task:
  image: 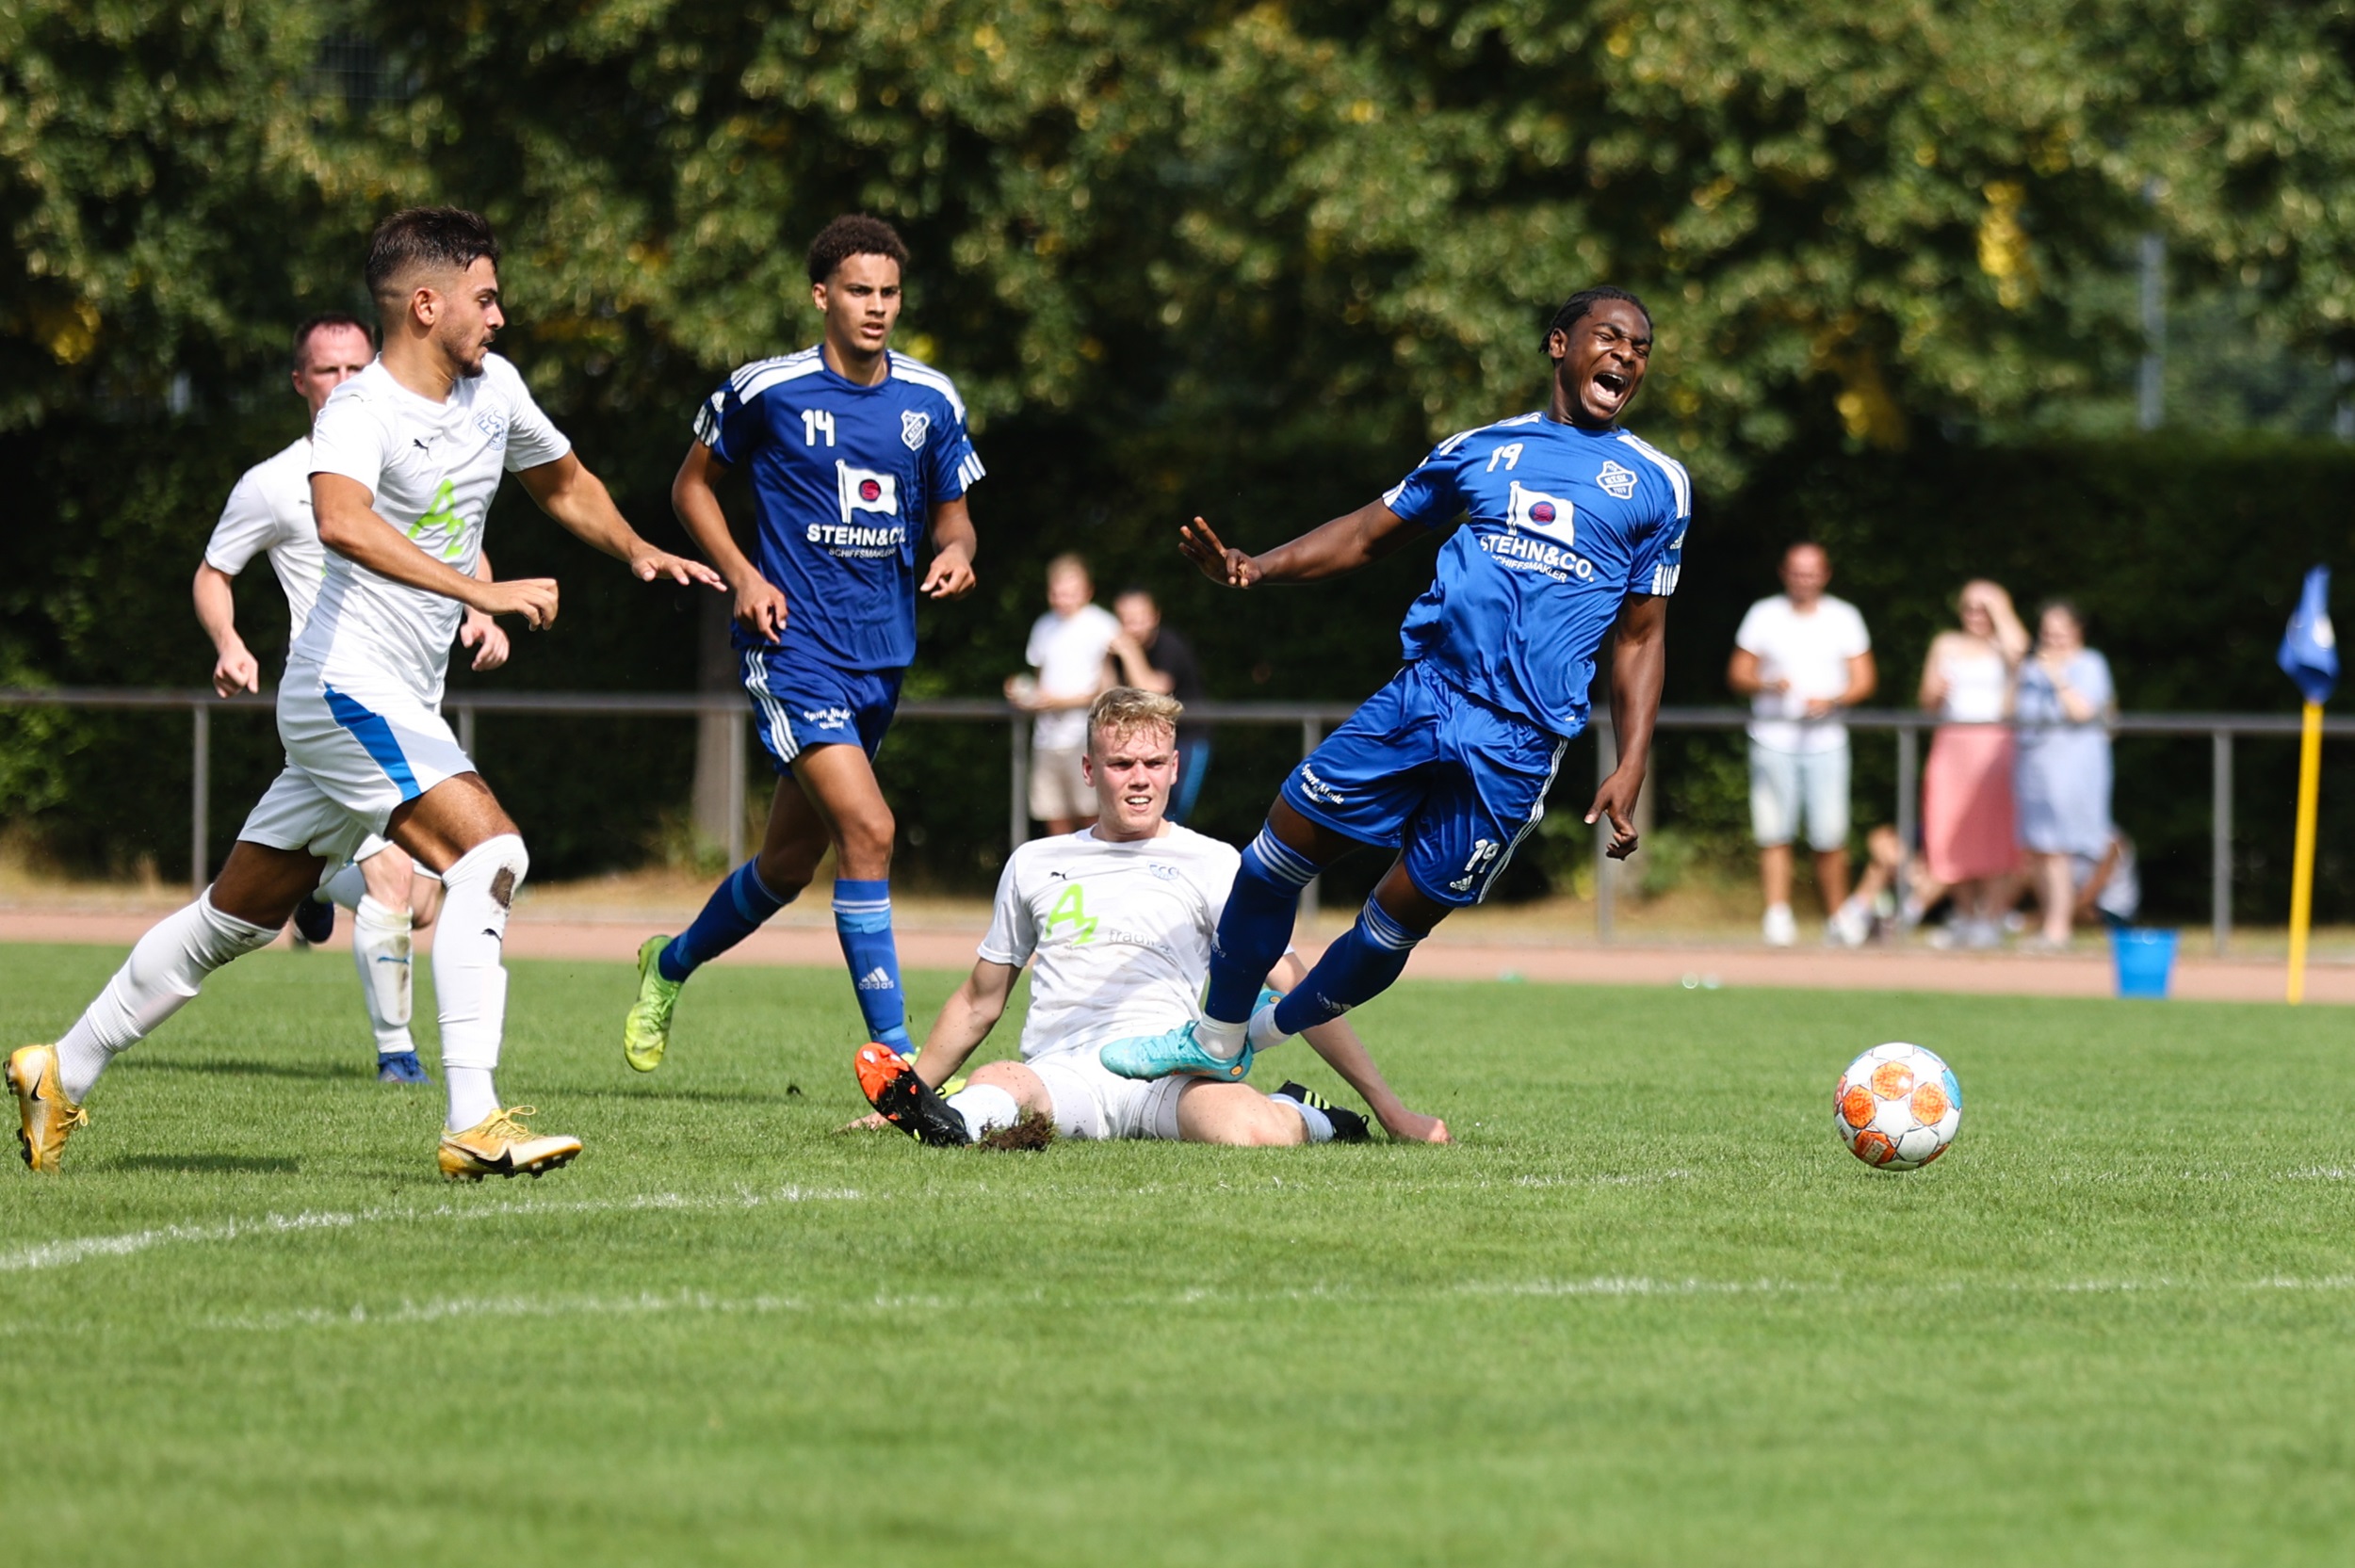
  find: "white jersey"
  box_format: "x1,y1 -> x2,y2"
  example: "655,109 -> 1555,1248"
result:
980,825 -> 1254,1061
294,353 -> 569,703
203,437 -> 328,645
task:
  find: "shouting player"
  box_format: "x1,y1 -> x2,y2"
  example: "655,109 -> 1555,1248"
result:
8,206 -> 721,1177
623,216 -> 981,1071
196,310 -> 512,1085
853,688 -> 1448,1148
1102,285 -> 1687,1082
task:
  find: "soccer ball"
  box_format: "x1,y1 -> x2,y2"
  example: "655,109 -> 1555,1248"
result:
1834,1043 -> 1961,1171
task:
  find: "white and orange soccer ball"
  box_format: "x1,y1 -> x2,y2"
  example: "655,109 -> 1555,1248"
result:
1834,1043 -> 1962,1171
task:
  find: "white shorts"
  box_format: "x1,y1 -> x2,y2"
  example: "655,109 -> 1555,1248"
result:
1030,747 -> 1092,823
1748,740 -> 1850,852
1026,1053 -> 1190,1141
240,683 -> 475,864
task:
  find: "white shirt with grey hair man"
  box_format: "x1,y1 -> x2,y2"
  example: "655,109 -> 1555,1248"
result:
1728,542 -> 1876,947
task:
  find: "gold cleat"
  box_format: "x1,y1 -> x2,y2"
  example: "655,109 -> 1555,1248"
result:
7,1043 -> 89,1174
436,1107 -> 582,1182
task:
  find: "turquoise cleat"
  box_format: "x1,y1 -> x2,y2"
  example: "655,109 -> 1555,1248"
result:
1099,1020 -> 1255,1083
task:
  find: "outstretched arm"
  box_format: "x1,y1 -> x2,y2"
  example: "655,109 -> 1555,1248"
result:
516,451 -> 723,590
672,441 -> 785,643
314,473 -> 561,627
1271,954 -> 1450,1142
1584,592 -> 1667,860
914,959 -> 1021,1089
457,551 -> 512,671
920,496 -> 977,600
193,564 -> 259,697
1178,499 -> 1426,590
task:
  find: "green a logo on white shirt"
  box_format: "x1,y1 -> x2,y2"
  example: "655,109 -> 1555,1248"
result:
1044,882 -> 1096,944
407,479 -> 470,561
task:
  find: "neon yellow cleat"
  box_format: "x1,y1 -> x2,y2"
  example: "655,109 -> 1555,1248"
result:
623,934 -> 683,1074
7,1043 -> 88,1174
436,1107 -> 581,1182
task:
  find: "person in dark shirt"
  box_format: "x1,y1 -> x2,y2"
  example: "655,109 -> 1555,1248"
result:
1109,587 -> 1212,822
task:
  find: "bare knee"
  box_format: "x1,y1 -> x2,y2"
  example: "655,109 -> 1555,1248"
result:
834,802 -> 895,881
968,1060 -> 1054,1119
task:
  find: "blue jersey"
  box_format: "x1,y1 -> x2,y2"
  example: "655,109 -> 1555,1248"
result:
694,346 -> 983,671
1380,412 -> 1690,737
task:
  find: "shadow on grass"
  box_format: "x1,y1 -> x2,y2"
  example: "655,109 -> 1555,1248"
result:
112,1058 -> 359,1082
108,1153 -> 301,1174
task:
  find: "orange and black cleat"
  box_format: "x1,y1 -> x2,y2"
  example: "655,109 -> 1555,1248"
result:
853,1044 -> 971,1147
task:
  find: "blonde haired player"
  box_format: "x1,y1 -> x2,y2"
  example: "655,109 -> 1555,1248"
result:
8,206 -> 722,1177
855,688 -> 1449,1147
195,310 -> 514,1084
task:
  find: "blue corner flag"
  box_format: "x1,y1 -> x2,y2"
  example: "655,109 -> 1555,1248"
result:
2280,565 -> 2339,705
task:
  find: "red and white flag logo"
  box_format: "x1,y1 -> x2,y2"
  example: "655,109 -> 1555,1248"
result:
836,461 -> 900,523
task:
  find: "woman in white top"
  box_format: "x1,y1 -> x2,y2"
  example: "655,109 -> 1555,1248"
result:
1910,579 -> 2028,945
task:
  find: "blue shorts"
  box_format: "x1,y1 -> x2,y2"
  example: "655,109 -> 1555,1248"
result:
739,647 -> 902,772
1280,661 -> 1569,907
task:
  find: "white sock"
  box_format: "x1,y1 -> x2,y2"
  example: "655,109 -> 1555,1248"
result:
1195,1014 -> 1248,1061
351,895 -> 414,1054
433,834 -> 528,1129
55,891 -> 276,1102
317,861 -> 367,912
1245,1001 -> 1291,1052
445,1066 -> 499,1130
1267,1092 -> 1335,1143
945,1082 -> 1021,1140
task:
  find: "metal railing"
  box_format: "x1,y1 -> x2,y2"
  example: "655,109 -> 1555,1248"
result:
1,687 -> 2339,952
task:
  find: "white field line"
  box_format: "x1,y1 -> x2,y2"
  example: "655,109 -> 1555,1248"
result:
186,1272 -> 2355,1336
0,1185 -> 862,1275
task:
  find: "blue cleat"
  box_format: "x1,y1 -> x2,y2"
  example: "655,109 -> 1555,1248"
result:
292,895 -> 335,946
376,1051 -> 429,1085
1099,1021 -> 1254,1083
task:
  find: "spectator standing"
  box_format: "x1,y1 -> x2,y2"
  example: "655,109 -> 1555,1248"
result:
1009,554 -> 1120,835
1910,579 -> 2028,946
1728,542 -> 1876,946
1108,587 -> 1213,823
2013,599 -> 2117,949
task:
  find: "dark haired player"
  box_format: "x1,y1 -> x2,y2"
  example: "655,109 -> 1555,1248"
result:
195,310 -> 513,1086
623,216 -> 981,1072
1102,286 -> 1688,1081
8,206 -> 720,1177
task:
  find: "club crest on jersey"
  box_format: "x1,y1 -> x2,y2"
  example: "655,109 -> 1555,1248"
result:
900,411 -> 931,451
474,409 -> 507,442
1506,479 -> 1577,545
1596,459 -> 1638,500
835,460 -> 900,523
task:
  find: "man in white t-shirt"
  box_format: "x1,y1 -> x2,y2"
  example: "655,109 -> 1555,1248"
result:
1727,542 -> 1876,946
856,688 -> 1449,1148
1006,553 -> 1120,835
194,311 -> 514,1085
8,206 -> 722,1179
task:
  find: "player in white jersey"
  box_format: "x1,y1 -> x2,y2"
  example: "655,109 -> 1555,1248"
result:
8,206 -> 722,1178
194,310 -> 513,1084
854,688 -> 1449,1148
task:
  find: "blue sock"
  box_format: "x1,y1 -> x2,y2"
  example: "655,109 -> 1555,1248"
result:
1203,826 -> 1322,1024
832,879 -> 911,1054
1273,899 -> 1421,1036
660,860 -> 791,982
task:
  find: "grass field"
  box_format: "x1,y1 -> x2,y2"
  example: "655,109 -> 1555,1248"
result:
3,943 -> 2353,1565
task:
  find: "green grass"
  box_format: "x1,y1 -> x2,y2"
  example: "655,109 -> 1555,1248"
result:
4,943 -> 2354,1565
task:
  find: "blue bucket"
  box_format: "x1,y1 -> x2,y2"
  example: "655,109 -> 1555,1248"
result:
2110,928 -> 2177,999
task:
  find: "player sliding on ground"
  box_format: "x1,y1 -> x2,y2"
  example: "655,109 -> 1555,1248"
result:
1101,285 -> 1688,1085
624,216 -> 981,1072
7,206 -> 722,1177
196,309 -> 514,1085
854,688 -> 1450,1148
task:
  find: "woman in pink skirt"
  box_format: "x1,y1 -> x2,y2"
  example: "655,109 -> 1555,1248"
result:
1908,580 -> 2028,946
